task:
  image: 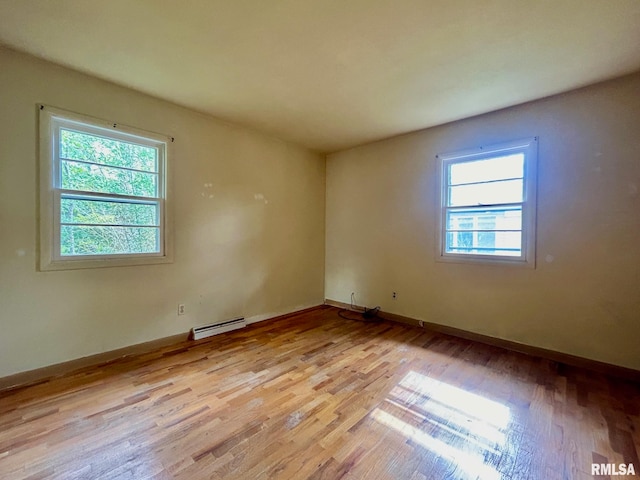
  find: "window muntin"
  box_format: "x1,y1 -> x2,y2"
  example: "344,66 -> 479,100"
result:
40,106 -> 172,270
438,138 -> 537,265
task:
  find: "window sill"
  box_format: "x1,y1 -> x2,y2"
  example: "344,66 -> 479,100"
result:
39,254 -> 173,271
436,253 -> 535,268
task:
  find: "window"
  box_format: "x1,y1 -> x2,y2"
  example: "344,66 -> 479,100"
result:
39,106 -> 173,270
437,137 -> 537,266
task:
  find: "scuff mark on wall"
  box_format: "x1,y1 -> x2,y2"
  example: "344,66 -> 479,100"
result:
201,182 -> 214,200
254,193 -> 269,205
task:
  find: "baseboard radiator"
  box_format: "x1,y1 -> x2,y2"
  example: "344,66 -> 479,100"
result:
191,317 -> 246,340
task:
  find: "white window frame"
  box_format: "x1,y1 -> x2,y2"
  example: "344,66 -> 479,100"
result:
436,137 -> 538,267
39,105 -> 174,271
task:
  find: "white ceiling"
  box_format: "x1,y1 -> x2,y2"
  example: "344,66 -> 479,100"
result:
1,1 -> 639,153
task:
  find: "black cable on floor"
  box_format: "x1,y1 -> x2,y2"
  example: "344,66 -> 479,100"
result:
337,307 -> 382,323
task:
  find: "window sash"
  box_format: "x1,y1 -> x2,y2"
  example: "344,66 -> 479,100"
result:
50,117 -> 166,260
52,190 -> 165,260
444,204 -> 525,258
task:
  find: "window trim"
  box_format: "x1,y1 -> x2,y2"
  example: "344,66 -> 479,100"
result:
436,137 -> 538,267
39,105 -> 174,271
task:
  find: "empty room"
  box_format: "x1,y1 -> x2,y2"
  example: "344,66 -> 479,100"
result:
0,1 -> 639,479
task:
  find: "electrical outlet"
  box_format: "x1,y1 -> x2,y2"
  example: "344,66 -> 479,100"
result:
178,304 -> 185,315
392,292 -> 397,299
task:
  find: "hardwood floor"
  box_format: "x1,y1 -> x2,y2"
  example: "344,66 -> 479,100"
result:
0,306 -> 638,479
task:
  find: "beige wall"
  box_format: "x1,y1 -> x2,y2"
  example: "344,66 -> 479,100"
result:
0,47 -> 325,378
2,44 -> 638,379
326,72 -> 640,370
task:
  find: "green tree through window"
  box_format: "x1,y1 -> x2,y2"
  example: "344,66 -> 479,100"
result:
39,106 -> 171,270
58,129 -> 160,256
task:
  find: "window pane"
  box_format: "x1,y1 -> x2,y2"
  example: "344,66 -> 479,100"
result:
448,179 -> 523,206
477,231 -> 496,249
61,197 -> 158,226
60,225 -> 160,256
447,207 -> 522,231
60,129 -> 157,172
61,159 -> 157,197
448,154 -> 523,185
445,231 -> 522,257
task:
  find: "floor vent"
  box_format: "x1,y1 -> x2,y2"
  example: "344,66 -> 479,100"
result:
191,317 -> 246,340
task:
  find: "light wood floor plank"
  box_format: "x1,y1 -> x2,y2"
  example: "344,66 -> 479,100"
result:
0,306 -> 638,479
